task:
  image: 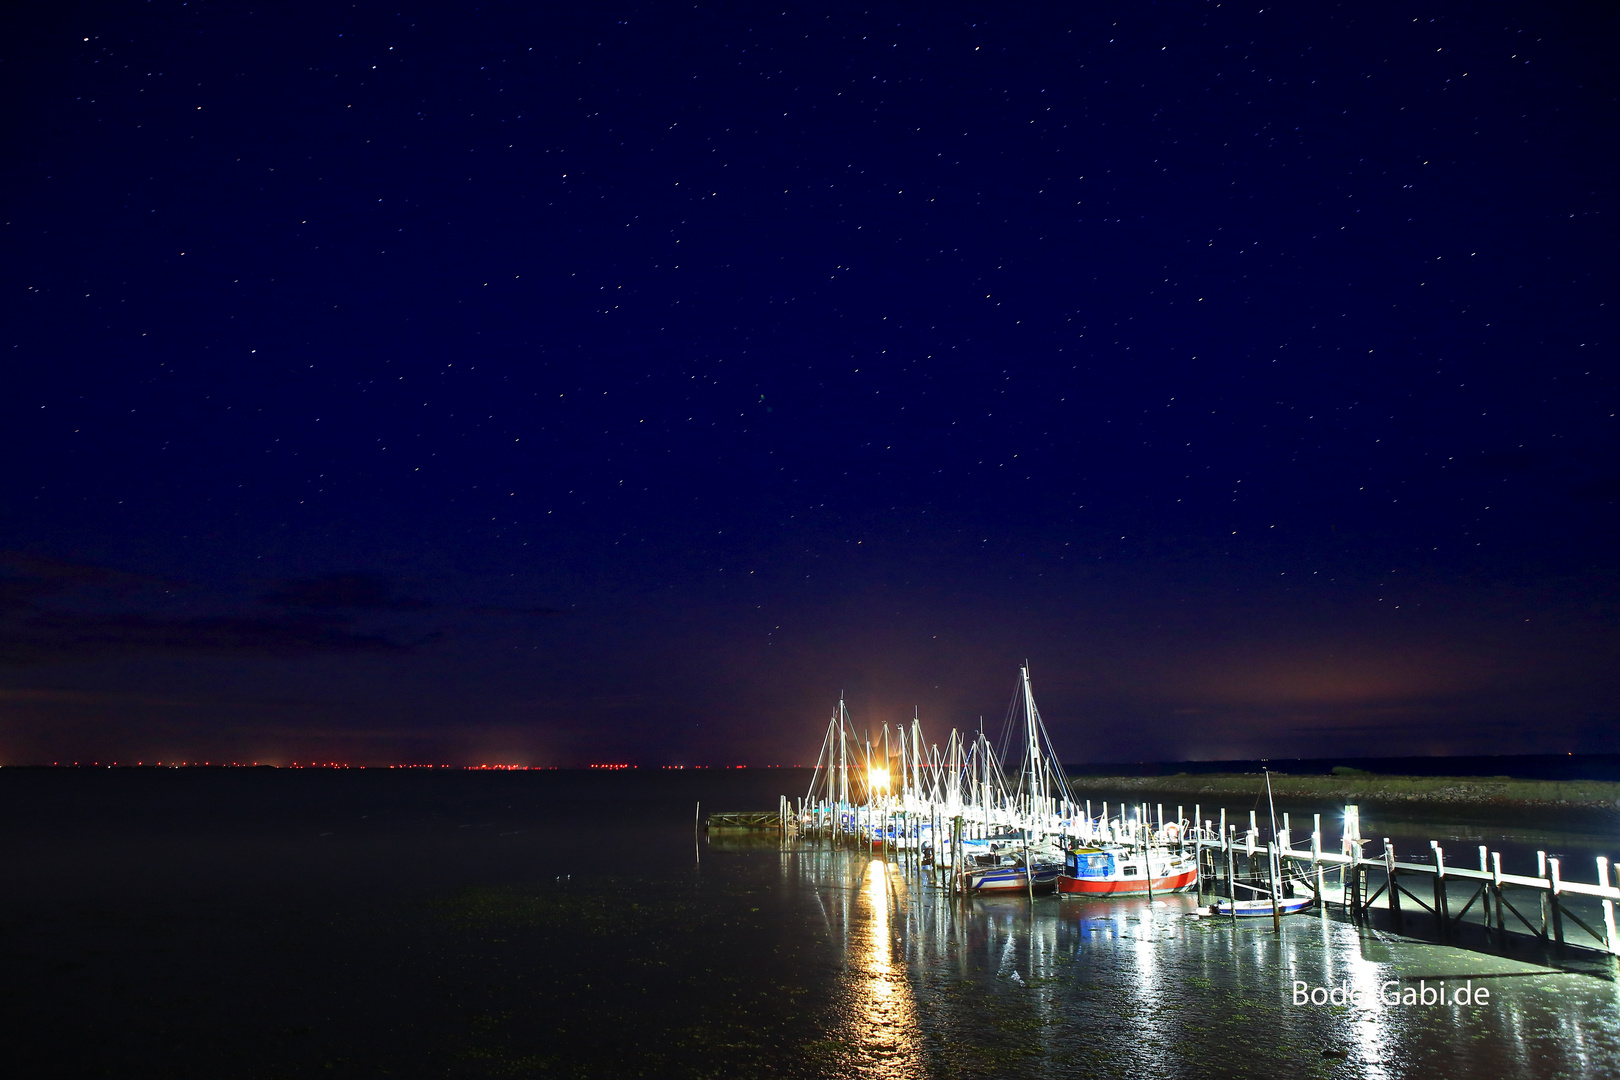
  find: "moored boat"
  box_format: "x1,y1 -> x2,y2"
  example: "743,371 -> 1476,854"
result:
960,855 -> 1064,893
1211,892 -> 1313,917
1057,846 -> 1199,896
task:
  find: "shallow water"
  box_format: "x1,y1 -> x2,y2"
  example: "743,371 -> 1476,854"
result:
1,768 -> 1616,1078
784,845 -> 1620,1079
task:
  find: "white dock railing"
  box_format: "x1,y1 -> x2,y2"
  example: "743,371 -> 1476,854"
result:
1181,803 -> 1620,956
789,795 -> 1620,956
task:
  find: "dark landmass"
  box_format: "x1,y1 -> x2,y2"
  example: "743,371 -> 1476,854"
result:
1063,754 -> 1620,784
1063,771 -> 1620,815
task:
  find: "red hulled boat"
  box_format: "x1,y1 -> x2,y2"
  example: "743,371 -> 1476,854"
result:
1057,846 -> 1199,896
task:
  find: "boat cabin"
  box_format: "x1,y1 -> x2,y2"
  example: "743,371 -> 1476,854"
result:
1065,847 -> 1117,878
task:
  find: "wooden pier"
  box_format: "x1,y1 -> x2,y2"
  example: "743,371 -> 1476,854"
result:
1179,802 -> 1620,956
779,791 -> 1620,959
706,810 -> 785,830
780,673 -> 1620,959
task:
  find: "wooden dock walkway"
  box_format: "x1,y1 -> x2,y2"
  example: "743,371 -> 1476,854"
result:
1183,803 -> 1620,956
778,791 -> 1620,959
706,810 -> 784,830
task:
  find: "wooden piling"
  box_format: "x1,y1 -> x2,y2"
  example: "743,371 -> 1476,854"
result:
1432,842 -> 1449,938
1225,826 -> 1238,924
1538,851 -> 1550,939
1024,819 -> 1034,903
1598,857 -> 1619,955
1550,858 -> 1566,947
1345,805 -> 1361,917
1384,841 -> 1401,925
1491,851 -> 1506,938
1269,842 -> 1280,931
954,816 -> 964,899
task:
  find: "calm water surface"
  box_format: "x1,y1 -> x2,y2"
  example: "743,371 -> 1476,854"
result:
1,769 -> 1616,1078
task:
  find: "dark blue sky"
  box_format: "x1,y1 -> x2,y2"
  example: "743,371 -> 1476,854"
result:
3,1 -> 1616,766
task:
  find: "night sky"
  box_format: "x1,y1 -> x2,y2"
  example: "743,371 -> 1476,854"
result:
3,2 -> 1616,767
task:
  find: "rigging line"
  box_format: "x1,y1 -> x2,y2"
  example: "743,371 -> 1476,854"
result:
995,674 -> 1021,775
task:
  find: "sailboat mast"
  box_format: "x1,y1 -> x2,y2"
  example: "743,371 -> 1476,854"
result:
1265,768 -> 1282,929
838,699 -> 847,809
882,723 -> 890,808
1022,664 -> 1043,820
865,736 -> 873,806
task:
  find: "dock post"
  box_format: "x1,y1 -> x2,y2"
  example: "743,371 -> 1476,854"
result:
1344,805 -> 1361,918
1145,835 -> 1156,904
1386,841 -> 1401,925
932,807 -> 940,885
1225,826 -> 1238,923
1432,843 -> 1449,939
945,815 -> 954,897
1024,817 -> 1035,903
1598,857 -> 1619,956
1308,818 -> 1320,902
1269,841 -> 1281,931
1538,851 -> 1550,938
1479,846 -> 1491,930
1492,852 -> 1506,938
1550,858 -> 1566,947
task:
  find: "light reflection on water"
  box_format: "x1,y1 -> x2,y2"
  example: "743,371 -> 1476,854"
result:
787,845 -> 1620,1079
805,854 -> 928,1078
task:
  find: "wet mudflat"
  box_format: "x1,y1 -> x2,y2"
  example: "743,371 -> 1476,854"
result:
1,769 -> 1616,1078
796,847 -> 1620,1079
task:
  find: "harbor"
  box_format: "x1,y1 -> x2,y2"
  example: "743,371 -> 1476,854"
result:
703,672 -> 1620,1074
4,760 -> 1619,1077
765,667 -> 1620,957
772,843 -> 1620,1078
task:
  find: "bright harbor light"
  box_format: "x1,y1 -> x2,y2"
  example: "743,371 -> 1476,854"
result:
868,764 -> 889,792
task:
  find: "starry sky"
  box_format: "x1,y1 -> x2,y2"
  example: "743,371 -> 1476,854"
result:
2,1 -> 1616,767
